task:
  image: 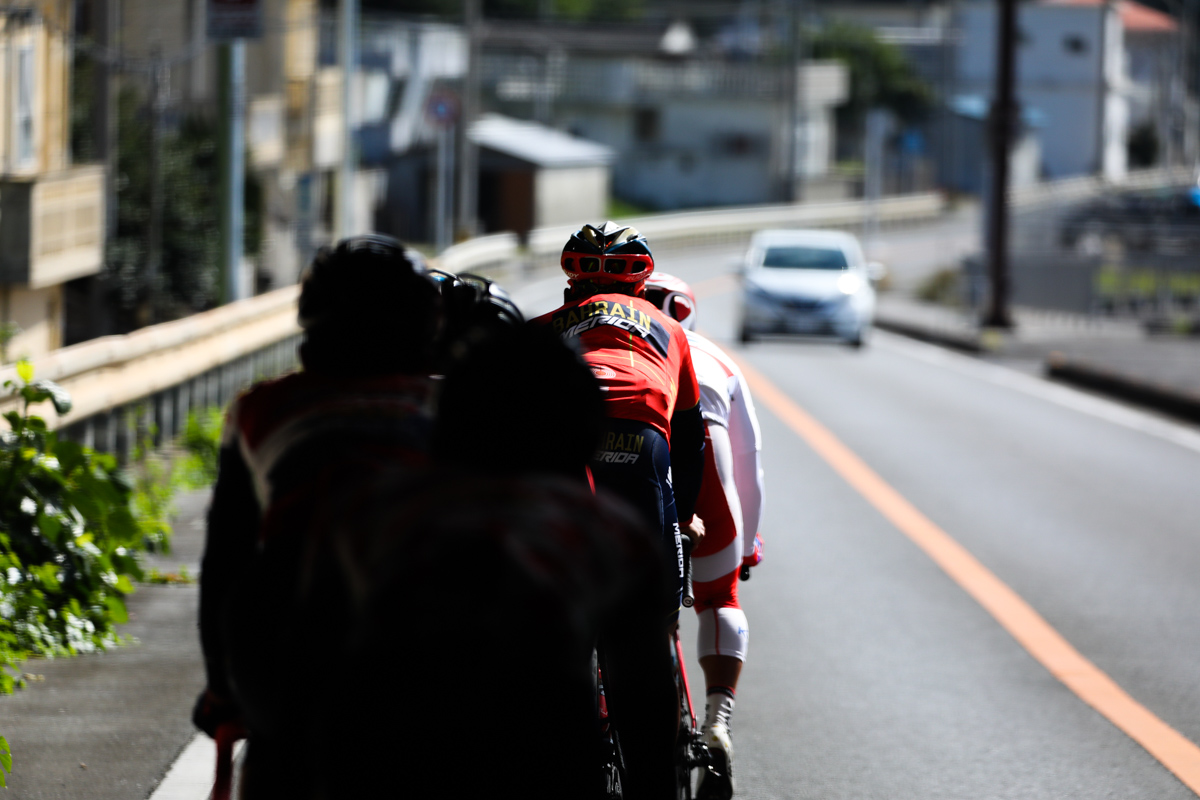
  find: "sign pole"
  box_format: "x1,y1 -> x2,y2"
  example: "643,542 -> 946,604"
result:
218,41 -> 246,304
210,0 -> 260,305
337,0 -> 359,239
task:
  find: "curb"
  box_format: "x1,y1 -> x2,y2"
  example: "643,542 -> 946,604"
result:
874,317 -> 984,354
1045,353 -> 1200,424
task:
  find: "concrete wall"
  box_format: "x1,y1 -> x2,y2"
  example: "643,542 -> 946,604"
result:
535,166 -> 609,229
2,284 -> 62,361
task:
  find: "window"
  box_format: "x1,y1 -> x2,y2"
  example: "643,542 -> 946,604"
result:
761,246 -> 848,270
634,107 -> 659,143
1063,35 -> 1088,55
15,44 -> 35,167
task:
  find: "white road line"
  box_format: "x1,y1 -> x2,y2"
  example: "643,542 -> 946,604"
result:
148,734 -> 244,800
875,329 -> 1200,457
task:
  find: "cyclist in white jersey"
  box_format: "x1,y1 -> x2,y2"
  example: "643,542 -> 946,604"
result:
645,273 -> 765,800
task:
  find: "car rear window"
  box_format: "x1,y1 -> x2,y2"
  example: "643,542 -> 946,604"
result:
761,246 -> 848,270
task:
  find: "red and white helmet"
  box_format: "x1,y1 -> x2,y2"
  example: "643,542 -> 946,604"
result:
644,272 -> 697,331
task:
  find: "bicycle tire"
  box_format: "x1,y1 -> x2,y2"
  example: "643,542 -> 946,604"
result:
675,731 -> 694,800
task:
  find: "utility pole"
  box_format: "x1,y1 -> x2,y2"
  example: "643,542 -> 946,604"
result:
337,0 -> 359,239
794,0 -> 807,203
146,52 -> 168,323
218,41 -> 246,304
457,0 -> 481,239
779,0 -> 798,203
95,0 -> 119,239
983,0 -> 1017,329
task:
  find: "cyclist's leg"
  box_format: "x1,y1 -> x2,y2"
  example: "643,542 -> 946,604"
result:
691,424 -> 748,799
591,419 -> 681,799
692,424 -> 750,693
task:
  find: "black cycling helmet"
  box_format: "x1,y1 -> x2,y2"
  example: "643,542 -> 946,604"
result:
427,270 -> 524,334
426,269 -> 525,369
561,221 -> 655,286
298,234 -> 442,374
298,234 -> 435,330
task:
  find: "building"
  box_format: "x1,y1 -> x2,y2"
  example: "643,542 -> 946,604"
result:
471,114 -> 613,237
1048,0 -> 1189,166
102,0 -> 343,295
480,20 -> 849,211
957,1 -> 1131,181
0,2 -> 105,361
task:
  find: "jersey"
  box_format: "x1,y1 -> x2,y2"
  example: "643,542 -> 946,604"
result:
688,331 -> 764,555
532,292 -> 701,440
200,370 -> 435,703
688,332 -> 765,662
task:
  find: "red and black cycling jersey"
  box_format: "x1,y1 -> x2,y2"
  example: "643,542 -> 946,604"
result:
532,292 -> 701,441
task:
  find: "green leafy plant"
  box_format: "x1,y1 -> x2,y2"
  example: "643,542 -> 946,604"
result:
0,362 -> 162,776
175,408 -> 223,489
0,361 -> 144,659
145,566 -> 195,586
0,735 -> 10,788
130,425 -> 175,555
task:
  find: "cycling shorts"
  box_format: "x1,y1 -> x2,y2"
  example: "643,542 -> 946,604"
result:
589,418 -> 685,615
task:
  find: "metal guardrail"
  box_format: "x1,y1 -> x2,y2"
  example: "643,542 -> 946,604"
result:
526,193 -> 945,259
5,192 -> 943,452
2,287 -> 301,455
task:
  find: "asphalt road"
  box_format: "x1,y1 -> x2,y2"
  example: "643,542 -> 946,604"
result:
514,244 -> 1200,799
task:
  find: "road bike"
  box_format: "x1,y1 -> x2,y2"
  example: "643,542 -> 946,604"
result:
673,536 -> 718,799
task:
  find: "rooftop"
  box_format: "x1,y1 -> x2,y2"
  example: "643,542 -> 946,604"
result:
1042,0 -> 1178,33
468,114 -> 616,168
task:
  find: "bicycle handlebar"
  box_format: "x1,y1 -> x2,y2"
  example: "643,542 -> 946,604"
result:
681,535 -> 695,608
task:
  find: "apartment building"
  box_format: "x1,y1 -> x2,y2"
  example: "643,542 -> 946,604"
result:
0,1 -> 105,360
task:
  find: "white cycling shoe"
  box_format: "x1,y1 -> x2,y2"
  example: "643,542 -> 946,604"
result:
697,722 -> 735,800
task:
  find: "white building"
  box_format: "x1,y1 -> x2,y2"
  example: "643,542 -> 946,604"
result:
469,114 -> 614,237
957,1 -> 1130,181
481,20 -> 849,210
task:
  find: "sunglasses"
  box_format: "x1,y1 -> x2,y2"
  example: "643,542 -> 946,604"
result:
562,254 -> 652,276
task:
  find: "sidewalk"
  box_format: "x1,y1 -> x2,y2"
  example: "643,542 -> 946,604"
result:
875,294 -> 1200,423
0,490 -> 210,800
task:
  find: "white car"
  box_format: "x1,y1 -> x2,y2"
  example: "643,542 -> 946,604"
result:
738,229 -> 883,347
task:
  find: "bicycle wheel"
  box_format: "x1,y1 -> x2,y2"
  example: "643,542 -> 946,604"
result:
675,729 -> 694,800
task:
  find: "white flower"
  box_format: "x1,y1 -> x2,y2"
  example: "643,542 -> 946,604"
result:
19,497 -> 37,515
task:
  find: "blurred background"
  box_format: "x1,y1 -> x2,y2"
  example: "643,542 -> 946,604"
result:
1,0 -> 1196,364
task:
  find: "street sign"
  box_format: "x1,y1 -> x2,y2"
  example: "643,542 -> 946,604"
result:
426,92 -> 459,128
208,0 -> 263,40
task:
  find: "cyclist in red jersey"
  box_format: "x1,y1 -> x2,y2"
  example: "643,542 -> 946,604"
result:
531,221 -> 706,800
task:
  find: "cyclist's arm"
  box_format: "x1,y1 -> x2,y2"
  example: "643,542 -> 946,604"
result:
199,436 -> 261,701
670,329 -> 705,523
670,402 -> 704,523
727,369 -> 765,557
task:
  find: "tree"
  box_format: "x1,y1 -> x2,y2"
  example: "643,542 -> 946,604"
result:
809,21 -> 934,130
104,87 -> 260,331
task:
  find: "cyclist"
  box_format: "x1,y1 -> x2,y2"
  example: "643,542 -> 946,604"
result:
531,221 -> 706,800
193,235 -> 448,797
318,324 -> 669,799
645,273 -> 766,800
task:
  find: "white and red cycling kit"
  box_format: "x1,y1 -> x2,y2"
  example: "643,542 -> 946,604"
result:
687,331 -> 765,662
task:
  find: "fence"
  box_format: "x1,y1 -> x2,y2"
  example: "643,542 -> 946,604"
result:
998,167 -> 1200,319
4,192 -> 948,454
0,287 -> 302,459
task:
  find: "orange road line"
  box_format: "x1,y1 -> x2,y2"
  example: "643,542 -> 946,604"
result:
731,353 -> 1200,796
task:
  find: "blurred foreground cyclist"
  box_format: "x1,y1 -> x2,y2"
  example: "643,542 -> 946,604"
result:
645,273 -> 766,800
532,222 -> 706,799
193,235 -> 450,797
317,324 -> 671,798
